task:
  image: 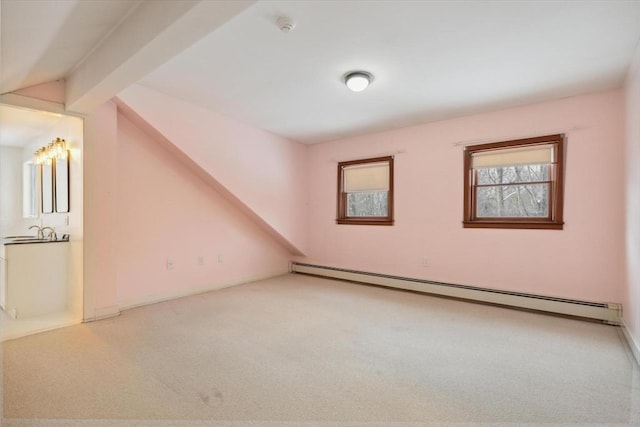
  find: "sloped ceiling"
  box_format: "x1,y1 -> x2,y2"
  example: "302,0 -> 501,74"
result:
0,0 -> 138,94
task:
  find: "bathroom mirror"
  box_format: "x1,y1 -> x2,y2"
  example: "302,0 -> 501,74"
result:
41,163 -> 53,214
22,161 -> 37,218
54,157 -> 69,213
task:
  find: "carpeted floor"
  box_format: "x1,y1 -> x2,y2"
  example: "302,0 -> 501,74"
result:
2,274 -> 639,426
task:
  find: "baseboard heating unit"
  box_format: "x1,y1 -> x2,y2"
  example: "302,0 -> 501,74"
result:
290,262 -> 622,325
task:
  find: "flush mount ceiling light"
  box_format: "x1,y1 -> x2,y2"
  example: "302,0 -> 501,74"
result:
344,71 -> 373,92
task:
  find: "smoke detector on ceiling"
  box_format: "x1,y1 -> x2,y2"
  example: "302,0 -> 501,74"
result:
276,16 -> 295,33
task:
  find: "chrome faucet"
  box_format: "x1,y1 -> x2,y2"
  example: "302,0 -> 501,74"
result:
28,225 -> 44,239
41,227 -> 57,241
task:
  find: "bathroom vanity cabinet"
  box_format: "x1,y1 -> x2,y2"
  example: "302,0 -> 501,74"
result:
0,240 -> 69,319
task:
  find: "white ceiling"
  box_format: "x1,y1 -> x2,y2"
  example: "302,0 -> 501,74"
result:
0,0 -> 138,94
2,0 -> 640,144
0,0 -> 137,148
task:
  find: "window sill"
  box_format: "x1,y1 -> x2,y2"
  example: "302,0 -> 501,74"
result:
337,218 -> 394,226
463,220 -> 563,230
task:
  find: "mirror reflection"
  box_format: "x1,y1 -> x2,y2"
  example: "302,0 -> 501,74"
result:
41,163 -> 53,214
33,138 -> 70,214
22,161 -> 37,218
55,157 -> 69,213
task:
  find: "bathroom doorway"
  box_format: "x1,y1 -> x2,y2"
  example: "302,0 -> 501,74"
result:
0,103 -> 83,341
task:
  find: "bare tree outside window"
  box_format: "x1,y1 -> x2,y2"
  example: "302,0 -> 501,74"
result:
476,164 -> 549,217
347,192 -> 388,217
463,134 -> 565,230
337,156 -> 394,225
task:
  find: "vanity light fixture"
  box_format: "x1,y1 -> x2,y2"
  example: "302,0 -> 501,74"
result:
34,137 -> 68,165
344,71 -> 373,92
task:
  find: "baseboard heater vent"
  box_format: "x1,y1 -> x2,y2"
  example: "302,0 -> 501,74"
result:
290,262 -> 621,325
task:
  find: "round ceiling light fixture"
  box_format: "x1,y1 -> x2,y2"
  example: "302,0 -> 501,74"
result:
344,71 -> 373,92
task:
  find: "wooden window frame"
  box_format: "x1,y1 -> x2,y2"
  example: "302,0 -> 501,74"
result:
463,134 -> 565,230
337,156 -> 394,226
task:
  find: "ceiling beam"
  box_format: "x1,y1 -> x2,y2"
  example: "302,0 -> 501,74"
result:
65,0 -> 254,114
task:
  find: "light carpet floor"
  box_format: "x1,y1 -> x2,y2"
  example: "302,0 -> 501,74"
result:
2,273 -> 639,426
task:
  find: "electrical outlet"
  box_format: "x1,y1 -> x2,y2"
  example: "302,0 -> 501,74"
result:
422,256 -> 428,267
217,254 -> 224,263
167,259 -> 174,270
197,256 -> 204,266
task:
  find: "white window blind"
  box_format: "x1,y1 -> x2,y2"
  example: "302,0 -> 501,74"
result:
471,144 -> 554,168
343,162 -> 389,193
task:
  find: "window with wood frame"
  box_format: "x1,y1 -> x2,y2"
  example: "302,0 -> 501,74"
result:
463,134 -> 565,229
337,156 -> 394,225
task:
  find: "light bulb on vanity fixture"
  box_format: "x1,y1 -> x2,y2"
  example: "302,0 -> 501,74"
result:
34,137 -> 68,165
344,71 -> 373,92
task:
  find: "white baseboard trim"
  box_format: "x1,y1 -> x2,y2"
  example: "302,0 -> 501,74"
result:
621,319 -> 640,367
118,283 -> 238,312
291,262 -> 622,325
83,305 -> 120,322
117,271 -> 287,312
1,316 -> 81,342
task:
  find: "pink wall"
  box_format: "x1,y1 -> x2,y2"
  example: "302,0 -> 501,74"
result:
13,80 -> 66,104
83,101 -> 119,320
624,44 -> 640,353
299,90 -> 626,304
11,77 -> 633,338
83,89 -> 300,316
116,84 -> 309,255
115,112 -> 291,307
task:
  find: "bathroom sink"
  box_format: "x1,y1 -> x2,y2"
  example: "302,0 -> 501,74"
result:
3,237 -> 47,244
2,234 -> 69,245
3,234 -> 69,244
